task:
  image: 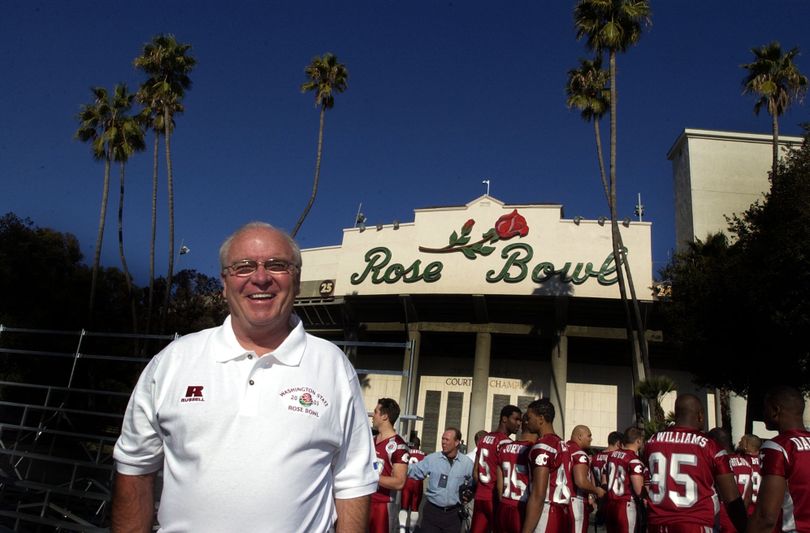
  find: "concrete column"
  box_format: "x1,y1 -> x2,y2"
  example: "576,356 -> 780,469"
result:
550,334 -> 568,437
399,328 -> 421,438
804,397 -> 810,430
714,389 -> 724,431
468,332 -> 492,437
729,392 -> 747,444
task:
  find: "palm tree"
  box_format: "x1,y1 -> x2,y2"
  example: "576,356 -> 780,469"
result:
635,376 -> 675,437
566,56 -> 611,202
574,0 -> 652,386
135,86 -> 182,335
742,42 -> 808,178
291,53 -> 348,238
109,85 -> 146,332
75,87 -> 116,321
134,34 -> 196,332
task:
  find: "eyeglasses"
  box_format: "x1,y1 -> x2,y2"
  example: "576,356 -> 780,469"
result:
222,259 -> 299,277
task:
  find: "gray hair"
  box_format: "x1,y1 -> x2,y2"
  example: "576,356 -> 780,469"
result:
219,222 -> 302,270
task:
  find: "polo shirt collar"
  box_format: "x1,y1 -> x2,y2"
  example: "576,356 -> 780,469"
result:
214,315 -> 307,366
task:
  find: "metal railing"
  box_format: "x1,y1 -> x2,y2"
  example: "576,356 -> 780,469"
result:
0,325 -> 413,531
0,326 -> 176,531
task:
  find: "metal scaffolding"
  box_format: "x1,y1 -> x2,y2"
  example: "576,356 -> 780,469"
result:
0,324 -> 412,531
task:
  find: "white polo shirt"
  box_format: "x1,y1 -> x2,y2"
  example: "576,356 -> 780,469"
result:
114,315 -> 377,533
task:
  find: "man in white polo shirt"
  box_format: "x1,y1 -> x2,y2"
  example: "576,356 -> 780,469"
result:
111,222 -> 377,533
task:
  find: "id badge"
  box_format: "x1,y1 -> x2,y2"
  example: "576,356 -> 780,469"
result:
438,473 -> 448,488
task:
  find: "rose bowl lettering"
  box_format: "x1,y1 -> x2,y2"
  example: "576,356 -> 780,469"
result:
350,244 -> 621,286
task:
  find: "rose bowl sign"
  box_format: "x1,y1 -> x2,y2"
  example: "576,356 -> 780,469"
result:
350,209 -> 624,288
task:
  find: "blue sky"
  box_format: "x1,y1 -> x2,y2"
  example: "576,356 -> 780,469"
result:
2,1 -> 809,284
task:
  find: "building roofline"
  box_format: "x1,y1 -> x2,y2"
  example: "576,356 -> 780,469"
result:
666,128 -> 804,160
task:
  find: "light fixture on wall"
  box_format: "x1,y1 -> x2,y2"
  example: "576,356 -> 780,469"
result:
358,222 -> 366,232
393,220 -> 400,230
376,224 -> 383,231
622,218 -> 631,227
573,216 -> 583,225
597,216 -> 607,226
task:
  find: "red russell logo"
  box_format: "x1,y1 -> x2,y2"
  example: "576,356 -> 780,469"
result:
180,385 -> 205,402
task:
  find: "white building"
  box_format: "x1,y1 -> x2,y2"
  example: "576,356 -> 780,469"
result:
668,128 -> 802,250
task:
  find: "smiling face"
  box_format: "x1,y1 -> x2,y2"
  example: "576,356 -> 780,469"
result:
221,227 -> 300,350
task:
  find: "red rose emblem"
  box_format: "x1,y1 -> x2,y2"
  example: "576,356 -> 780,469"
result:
494,210 -> 529,240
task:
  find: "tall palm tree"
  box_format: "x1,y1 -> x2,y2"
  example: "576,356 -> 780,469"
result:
292,53 -> 348,238
134,34 -> 196,331
574,0 -> 652,385
742,42 -> 808,178
566,56 -> 611,202
109,84 -> 146,332
75,87 -> 116,321
135,87 -> 181,335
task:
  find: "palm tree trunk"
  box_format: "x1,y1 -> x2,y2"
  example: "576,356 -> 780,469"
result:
616,231 -> 651,379
594,118 -> 609,203
88,156 -> 111,324
291,106 -> 326,238
146,132 -> 159,335
772,113 -> 779,179
161,107 -> 174,333
609,50 -> 647,423
117,163 -> 138,333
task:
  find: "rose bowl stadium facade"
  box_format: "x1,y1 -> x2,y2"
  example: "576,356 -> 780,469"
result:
293,194 -> 709,451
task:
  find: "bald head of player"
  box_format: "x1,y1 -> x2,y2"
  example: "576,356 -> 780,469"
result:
674,393 -> 706,429
570,425 -> 594,450
737,434 -> 761,455
763,385 -> 806,432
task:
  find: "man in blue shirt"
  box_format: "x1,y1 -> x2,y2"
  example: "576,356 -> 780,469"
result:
408,427 -> 475,532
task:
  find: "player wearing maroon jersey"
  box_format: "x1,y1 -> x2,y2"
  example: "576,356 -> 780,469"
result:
568,425 -> 606,533
472,404 -> 522,533
737,434 -> 762,516
496,414 -> 539,533
603,427 -> 645,533
370,398 -> 410,533
709,427 -> 753,533
644,394 -> 746,533
522,398 -> 571,533
748,385 -> 810,533
399,437 -> 426,533
592,431 -> 623,529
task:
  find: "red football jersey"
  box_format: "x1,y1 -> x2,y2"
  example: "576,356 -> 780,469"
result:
605,449 -> 644,503
497,439 -> 534,505
474,431 -> 512,500
592,450 -> 610,486
401,447 -> 426,511
760,429 -> 810,532
644,426 -> 732,528
372,434 -> 410,502
528,433 -> 572,505
717,453 -> 753,532
567,440 -> 592,500
744,452 -> 761,515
